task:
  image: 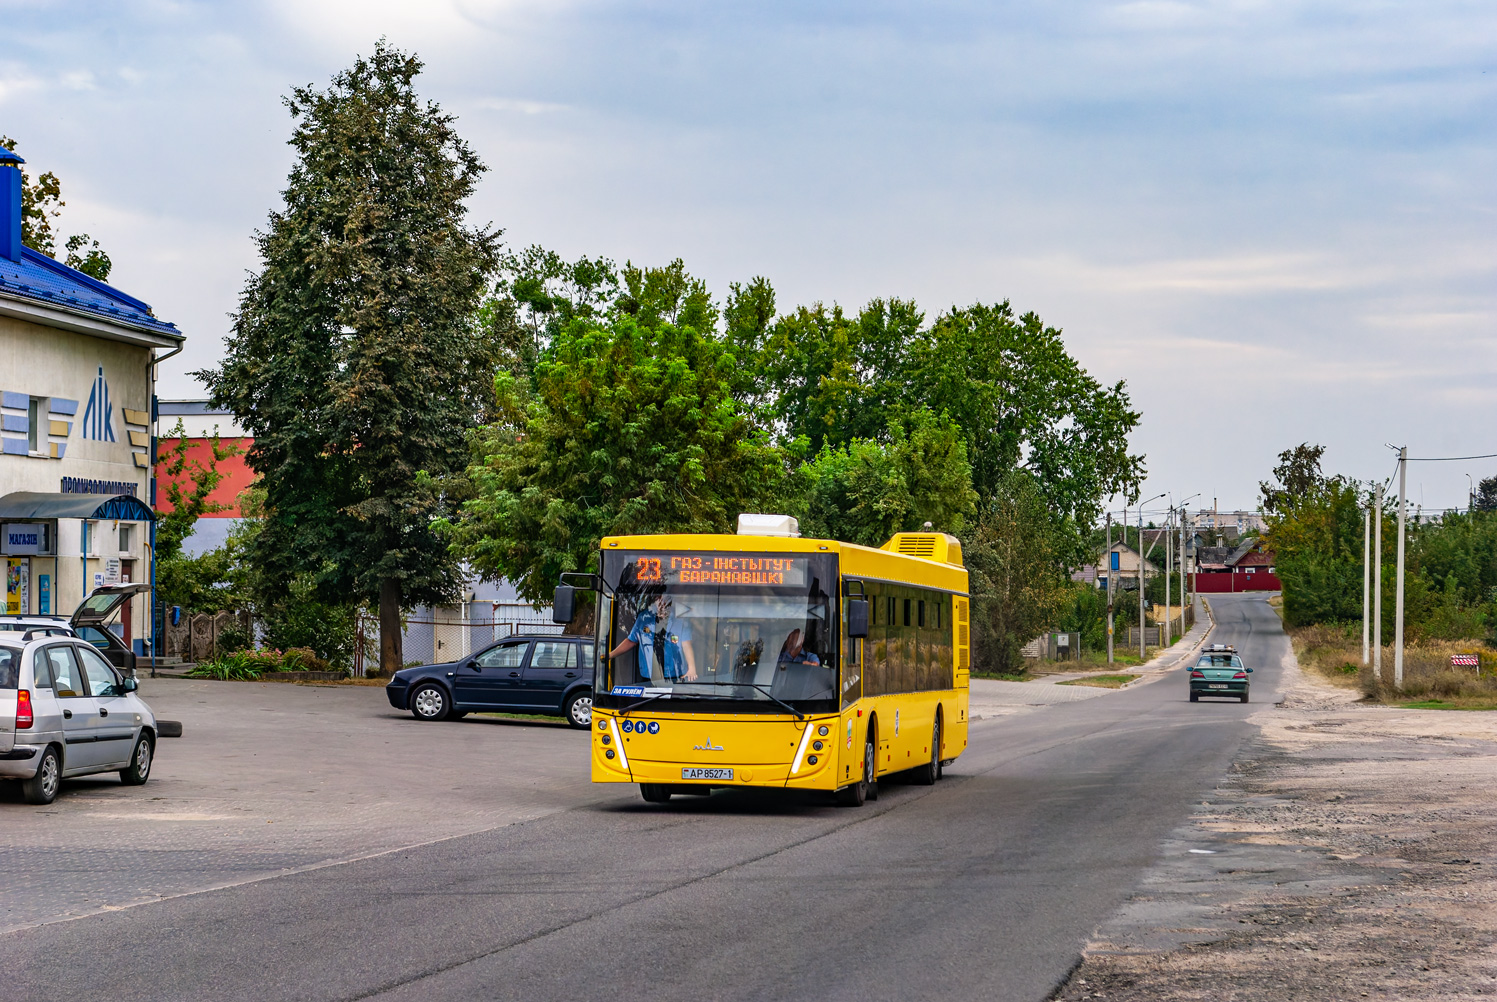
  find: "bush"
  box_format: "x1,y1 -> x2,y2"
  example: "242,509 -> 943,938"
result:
214,620 -> 252,656
259,576 -> 358,669
187,646 -> 343,680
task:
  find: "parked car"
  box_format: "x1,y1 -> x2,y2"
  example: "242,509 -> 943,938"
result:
0,634 -> 158,804
0,582 -> 148,673
0,616 -> 78,640
1188,643 -> 1253,702
386,634 -> 596,728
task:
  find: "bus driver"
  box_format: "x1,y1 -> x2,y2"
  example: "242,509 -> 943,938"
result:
608,595 -> 698,683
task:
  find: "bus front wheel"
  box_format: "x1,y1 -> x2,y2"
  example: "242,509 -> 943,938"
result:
837,727 -> 877,806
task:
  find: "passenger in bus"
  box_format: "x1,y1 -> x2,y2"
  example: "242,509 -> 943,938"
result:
607,594 -> 698,682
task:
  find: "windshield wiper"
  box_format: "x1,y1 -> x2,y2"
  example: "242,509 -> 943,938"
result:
668,681 -> 806,719
619,693 -> 672,714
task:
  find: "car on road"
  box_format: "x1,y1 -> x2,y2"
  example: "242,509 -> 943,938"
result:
1189,644 -> 1253,702
386,634 -> 596,729
0,634 -> 159,805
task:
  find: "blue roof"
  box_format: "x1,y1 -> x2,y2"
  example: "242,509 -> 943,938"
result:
0,247 -> 182,343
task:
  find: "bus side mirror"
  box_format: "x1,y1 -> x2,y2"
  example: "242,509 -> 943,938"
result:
552,585 -> 576,624
847,599 -> 869,638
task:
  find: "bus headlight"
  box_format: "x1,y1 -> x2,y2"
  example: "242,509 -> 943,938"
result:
818,725 -> 829,736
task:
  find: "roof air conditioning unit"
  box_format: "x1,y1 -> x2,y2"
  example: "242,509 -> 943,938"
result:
736,513 -> 800,537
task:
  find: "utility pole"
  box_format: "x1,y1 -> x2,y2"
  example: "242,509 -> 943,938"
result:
1180,511 -> 1187,631
1106,512 -> 1114,664
1164,506 -> 1172,648
1374,484 -> 1383,680
1395,446 -> 1407,688
1138,504 -> 1146,661
1362,505 -> 1370,665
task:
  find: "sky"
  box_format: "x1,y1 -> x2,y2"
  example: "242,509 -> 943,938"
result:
3,0 -> 1494,517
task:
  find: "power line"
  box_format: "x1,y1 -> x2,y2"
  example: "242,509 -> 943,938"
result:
1404,452 -> 1497,463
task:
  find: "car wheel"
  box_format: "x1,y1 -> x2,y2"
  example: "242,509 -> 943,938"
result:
640,783 -> 672,803
1241,691 -> 1250,703
410,684 -> 450,721
119,734 -> 153,786
564,690 -> 593,730
914,716 -> 941,785
1189,692 -> 1199,702
22,746 -> 61,805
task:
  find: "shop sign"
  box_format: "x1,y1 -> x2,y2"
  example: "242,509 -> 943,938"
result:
2,523 -> 49,555
104,558 -> 121,585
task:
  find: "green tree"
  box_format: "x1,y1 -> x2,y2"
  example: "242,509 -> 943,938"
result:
153,419 -> 243,610
0,136 -> 112,280
1260,443 -> 1327,514
796,409 -> 977,546
201,43 -> 501,675
963,470 -> 1072,673
447,307 -> 787,608
481,246 -> 621,380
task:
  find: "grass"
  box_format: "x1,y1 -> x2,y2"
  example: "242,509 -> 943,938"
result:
1057,674 -> 1139,689
474,711 -> 565,724
1287,622 -> 1497,706
971,671 -> 1031,681
1396,698 -> 1497,711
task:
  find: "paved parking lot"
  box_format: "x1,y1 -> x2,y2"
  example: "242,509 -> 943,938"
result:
0,677 -> 601,932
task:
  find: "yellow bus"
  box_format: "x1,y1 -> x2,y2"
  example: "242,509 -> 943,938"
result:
552,515 -> 971,805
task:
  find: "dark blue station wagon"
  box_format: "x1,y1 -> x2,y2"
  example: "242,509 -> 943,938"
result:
385,634 -> 596,728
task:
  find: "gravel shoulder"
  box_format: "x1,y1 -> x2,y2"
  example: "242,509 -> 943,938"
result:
1051,638 -> 1497,1000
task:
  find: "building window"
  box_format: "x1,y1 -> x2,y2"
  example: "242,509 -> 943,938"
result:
28,397 -> 39,452
119,525 -> 133,553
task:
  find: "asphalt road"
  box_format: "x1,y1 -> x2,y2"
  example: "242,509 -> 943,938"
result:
1,594 -> 1286,1002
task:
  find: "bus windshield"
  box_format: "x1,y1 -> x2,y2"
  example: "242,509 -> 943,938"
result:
598,550 -> 838,709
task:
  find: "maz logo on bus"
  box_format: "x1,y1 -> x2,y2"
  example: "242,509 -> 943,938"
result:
693,737 -> 725,751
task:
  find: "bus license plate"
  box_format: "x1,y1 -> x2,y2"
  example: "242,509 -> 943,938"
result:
682,767 -> 733,781
1208,684 -> 1228,689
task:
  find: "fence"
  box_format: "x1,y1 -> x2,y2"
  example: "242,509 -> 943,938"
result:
354,602 -> 566,677
1020,632 -> 1082,662
1128,602 -> 1194,649
159,609 -> 252,663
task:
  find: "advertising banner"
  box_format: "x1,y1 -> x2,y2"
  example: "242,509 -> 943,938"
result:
6,560 -> 28,615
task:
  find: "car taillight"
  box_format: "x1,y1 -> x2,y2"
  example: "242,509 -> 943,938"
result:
16,689 -> 33,729
1233,672 -> 1248,679
1190,671 -> 1204,678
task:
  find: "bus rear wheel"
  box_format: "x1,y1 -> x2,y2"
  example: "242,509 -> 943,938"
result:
914,716 -> 941,785
640,784 -> 672,804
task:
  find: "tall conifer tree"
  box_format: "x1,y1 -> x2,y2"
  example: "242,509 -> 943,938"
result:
204,43 -> 500,674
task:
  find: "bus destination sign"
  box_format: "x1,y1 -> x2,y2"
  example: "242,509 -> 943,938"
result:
631,553 -> 809,588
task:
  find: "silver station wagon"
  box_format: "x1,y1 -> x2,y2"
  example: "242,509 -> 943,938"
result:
0,634 -> 158,805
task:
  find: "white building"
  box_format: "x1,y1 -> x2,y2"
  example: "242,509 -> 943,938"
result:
0,148 -> 184,654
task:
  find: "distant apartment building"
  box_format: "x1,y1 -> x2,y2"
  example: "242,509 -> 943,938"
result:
1191,507 -> 1267,534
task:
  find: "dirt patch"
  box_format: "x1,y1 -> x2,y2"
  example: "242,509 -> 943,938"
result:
1051,647 -> 1497,1000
